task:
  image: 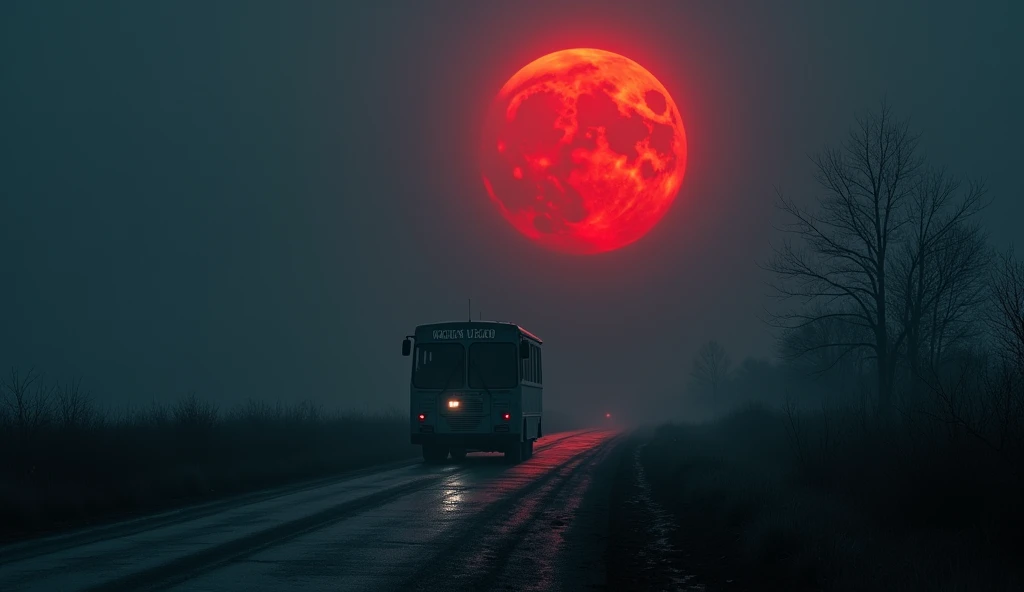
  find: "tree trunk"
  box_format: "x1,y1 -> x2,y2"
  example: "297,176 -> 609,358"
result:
876,256 -> 893,417
876,348 -> 892,416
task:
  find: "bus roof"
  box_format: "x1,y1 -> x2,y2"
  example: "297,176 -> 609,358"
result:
414,320 -> 543,344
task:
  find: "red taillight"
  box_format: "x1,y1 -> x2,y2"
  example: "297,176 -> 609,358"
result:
418,413 -> 426,421
502,412 -> 511,421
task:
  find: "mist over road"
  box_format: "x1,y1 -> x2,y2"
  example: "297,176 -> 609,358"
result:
0,430 -> 623,592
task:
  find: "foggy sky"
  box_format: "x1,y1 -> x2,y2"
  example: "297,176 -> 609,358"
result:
2,1 -> 1021,419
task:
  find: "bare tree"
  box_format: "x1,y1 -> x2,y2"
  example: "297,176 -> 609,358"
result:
779,311 -> 870,405
925,223 -> 992,367
989,247 -> 1024,368
55,377 -> 94,430
891,166 -> 988,379
690,340 -> 732,403
1,367 -> 53,437
921,351 -> 1023,468
173,390 -> 219,429
764,102 -> 921,415
779,307 -> 869,375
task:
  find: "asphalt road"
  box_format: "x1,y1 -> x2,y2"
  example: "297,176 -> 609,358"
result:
0,429 -> 625,592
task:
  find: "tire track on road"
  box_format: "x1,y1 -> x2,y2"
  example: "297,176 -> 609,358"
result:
404,433 -> 621,592
488,437 -> 621,592
86,478 -> 439,592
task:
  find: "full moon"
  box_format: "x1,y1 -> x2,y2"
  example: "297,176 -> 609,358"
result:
481,48 -> 687,255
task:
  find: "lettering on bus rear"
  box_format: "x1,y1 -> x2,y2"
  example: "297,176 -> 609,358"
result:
432,328 -> 497,340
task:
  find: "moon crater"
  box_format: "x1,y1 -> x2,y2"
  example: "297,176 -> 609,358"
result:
481,48 -> 687,254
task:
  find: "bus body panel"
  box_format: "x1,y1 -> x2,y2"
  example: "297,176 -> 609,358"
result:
521,383 -> 542,440
407,321 -> 543,454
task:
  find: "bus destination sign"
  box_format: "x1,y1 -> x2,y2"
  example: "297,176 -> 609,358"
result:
432,328 -> 496,340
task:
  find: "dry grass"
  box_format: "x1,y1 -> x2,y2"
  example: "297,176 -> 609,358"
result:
0,368 -> 417,541
642,403 -> 1024,591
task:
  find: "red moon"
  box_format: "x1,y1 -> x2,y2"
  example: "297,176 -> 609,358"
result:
481,48 -> 687,255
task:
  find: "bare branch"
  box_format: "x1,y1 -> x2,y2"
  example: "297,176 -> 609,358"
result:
763,103 -> 922,413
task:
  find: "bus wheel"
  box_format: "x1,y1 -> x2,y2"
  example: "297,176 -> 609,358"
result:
524,440 -> 534,459
422,444 -> 448,464
504,441 -> 524,464
449,448 -> 468,462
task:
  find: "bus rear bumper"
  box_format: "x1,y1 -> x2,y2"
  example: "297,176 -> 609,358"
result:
411,433 -> 522,452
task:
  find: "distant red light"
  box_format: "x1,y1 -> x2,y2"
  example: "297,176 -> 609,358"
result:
606,413 -> 611,418
418,413 -> 426,421
502,413 -> 511,421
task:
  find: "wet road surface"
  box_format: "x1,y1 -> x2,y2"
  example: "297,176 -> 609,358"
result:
0,430 -> 622,592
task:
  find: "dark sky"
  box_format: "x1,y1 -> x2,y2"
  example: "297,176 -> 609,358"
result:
2,1 -> 1021,417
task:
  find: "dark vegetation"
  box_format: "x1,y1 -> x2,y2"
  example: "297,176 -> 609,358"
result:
0,370 -> 586,543
0,379 -> 417,542
650,103 -> 1024,591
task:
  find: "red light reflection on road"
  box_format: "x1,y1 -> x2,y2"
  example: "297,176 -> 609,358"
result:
443,430 -> 618,588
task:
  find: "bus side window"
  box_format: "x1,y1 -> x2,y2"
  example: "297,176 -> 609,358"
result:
519,341 -> 543,385
537,347 -> 542,384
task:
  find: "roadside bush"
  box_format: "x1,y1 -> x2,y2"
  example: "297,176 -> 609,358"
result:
0,368 -> 416,541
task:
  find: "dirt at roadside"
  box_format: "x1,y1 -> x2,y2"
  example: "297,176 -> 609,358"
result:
554,431 -> 747,592
606,433 -> 707,592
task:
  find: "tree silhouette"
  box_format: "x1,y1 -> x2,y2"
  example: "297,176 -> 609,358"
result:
764,102 -> 987,415
891,166 -> 988,378
690,340 -> 732,405
990,247 -> 1024,368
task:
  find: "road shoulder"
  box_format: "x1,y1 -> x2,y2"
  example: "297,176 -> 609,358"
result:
606,431 -> 705,592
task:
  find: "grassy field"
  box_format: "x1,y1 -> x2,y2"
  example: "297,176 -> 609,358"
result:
641,404 -> 1024,591
0,371 -> 420,542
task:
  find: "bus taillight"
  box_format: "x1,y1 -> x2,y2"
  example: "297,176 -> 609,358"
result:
418,413 -> 426,421
502,412 -> 511,421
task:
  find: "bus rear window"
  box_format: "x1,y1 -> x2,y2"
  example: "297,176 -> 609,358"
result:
468,342 -> 518,389
413,343 -> 465,389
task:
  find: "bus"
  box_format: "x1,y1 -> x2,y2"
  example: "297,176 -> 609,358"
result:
402,320 -> 543,464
